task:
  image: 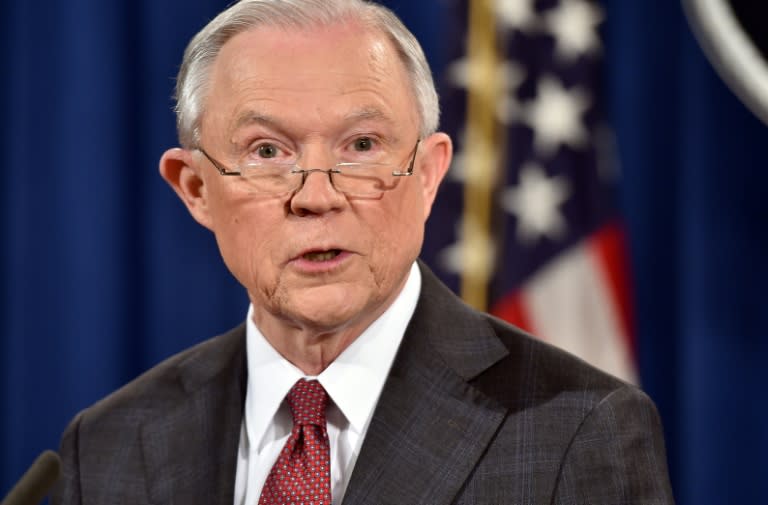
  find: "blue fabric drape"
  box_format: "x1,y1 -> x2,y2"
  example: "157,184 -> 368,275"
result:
604,2 -> 768,503
1,1 -> 765,503
0,0 -> 245,491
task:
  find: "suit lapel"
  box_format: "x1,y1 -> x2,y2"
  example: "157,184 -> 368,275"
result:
342,264 -> 510,505
141,325 -> 247,505
135,264 -> 507,505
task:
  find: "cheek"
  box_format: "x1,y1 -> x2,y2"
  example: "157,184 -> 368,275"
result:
367,190 -> 425,268
212,203 -> 280,290
214,219 -> 253,276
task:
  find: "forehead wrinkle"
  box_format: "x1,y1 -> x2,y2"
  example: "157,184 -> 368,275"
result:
209,24 -> 419,138
341,107 -> 396,126
228,104 -> 401,141
232,110 -> 282,132
235,107 -> 391,127
221,109 -> 292,150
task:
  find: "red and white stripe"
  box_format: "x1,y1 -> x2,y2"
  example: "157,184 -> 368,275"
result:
492,222 -> 638,383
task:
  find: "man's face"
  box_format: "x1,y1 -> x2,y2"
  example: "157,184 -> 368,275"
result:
161,21 -> 450,339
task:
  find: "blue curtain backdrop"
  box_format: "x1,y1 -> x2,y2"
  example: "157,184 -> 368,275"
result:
1,1 -> 765,504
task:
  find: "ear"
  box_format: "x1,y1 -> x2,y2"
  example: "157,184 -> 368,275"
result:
159,148 -> 214,230
416,132 -> 452,219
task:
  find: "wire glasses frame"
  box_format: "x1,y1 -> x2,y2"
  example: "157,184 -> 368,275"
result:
196,140 -> 421,196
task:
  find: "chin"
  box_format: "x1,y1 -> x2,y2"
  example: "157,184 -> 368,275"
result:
283,285 -> 373,330
289,305 -> 366,334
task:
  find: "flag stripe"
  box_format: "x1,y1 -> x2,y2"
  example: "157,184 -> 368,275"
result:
430,0 -> 638,382
521,229 -> 637,382
491,291 -> 535,335
588,221 -> 636,356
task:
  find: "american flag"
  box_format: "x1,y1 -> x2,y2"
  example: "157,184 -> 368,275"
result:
422,0 -> 637,382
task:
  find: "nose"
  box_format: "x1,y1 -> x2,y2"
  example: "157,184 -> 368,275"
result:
289,164 -> 347,217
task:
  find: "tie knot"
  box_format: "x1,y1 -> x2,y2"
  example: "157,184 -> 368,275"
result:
286,379 -> 328,426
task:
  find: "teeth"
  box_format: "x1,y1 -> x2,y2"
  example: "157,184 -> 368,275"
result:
303,250 -> 340,262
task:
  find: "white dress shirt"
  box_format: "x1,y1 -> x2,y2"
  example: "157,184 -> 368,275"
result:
233,263 -> 421,505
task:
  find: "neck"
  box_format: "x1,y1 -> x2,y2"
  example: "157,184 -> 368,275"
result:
260,324 -> 360,375
249,266 -> 413,375
250,303 -> 390,375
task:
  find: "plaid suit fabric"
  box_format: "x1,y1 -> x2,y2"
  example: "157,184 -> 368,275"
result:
52,262 -> 673,504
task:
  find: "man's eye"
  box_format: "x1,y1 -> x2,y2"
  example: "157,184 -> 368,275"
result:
353,137 -> 373,151
257,144 -> 279,158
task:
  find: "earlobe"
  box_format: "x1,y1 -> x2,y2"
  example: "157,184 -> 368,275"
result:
159,148 -> 214,230
418,132 -> 453,219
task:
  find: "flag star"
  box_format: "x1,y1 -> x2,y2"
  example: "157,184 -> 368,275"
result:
494,0 -> 538,33
494,61 -> 528,124
448,58 -> 526,97
438,220 -> 495,279
446,126 -> 469,183
448,58 -> 527,128
446,58 -> 472,89
522,76 -> 590,156
502,162 -> 571,244
545,0 -> 604,61
447,127 -> 501,184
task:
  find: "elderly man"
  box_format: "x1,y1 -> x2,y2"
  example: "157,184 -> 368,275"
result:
53,0 -> 674,504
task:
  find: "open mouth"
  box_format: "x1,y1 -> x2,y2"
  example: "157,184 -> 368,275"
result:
302,249 -> 342,262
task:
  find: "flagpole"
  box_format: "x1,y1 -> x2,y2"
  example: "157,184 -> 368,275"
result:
461,0 -> 499,310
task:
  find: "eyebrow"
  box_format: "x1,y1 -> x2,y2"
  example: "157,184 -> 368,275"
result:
341,107 -> 396,126
231,107 -> 397,134
232,111 -> 283,132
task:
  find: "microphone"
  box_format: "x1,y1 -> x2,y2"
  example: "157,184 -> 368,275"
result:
1,451 -> 62,505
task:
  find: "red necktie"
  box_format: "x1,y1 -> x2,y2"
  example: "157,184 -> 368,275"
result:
258,379 -> 332,505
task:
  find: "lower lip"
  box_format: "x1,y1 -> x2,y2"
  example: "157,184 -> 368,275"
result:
290,250 -> 352,273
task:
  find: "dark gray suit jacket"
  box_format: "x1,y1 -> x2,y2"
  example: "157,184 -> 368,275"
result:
52,264 -> 674,504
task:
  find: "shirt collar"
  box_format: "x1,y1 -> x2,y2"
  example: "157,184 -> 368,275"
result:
243,262 -> 421,451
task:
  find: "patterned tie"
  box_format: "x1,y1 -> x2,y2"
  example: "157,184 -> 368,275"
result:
258,379 -> 332,505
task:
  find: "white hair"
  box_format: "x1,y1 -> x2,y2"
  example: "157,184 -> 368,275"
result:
174,0 -> 440,148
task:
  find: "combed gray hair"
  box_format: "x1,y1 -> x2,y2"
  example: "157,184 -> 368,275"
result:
174,0 -> 440,148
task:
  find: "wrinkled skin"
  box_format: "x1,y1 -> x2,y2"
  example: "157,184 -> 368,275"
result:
159,20 -> 452,374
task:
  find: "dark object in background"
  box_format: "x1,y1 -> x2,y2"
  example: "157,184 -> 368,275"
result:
1,451 -> 61,505
684,0 -> 768,124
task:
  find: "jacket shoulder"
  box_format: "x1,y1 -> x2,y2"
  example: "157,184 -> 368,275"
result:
461,315 -> 674,503
78,324 -> 246,424
485,313 -> 628,399
52,324 -> 247,505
